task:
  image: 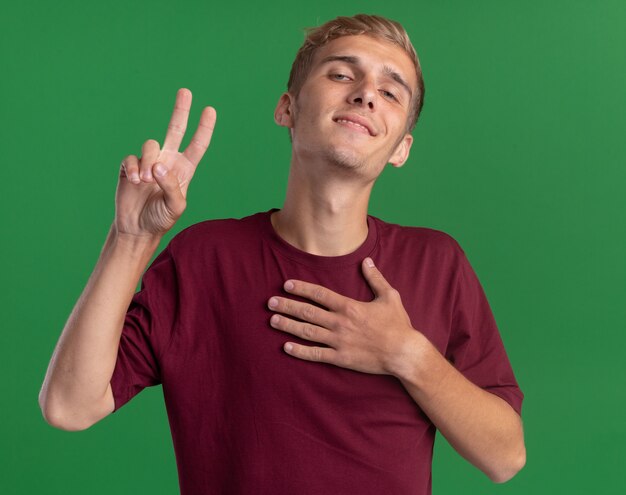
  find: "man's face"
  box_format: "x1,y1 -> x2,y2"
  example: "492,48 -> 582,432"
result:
276,35 -> 416,179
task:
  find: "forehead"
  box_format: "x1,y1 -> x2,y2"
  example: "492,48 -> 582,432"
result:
311,34 -> 417,87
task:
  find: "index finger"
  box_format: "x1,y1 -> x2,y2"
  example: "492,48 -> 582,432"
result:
283,280 -> 348,311
182,106 -> 217,167
163,88 -> 192,152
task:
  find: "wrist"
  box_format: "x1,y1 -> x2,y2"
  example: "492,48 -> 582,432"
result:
385,329 -> 425,380
386,330 -> 447,389
110,223 -> 161,246
104,224 -> 162,262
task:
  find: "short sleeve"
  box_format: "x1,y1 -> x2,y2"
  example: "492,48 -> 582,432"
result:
110,244 -> 179,413
446,247 -> 524,415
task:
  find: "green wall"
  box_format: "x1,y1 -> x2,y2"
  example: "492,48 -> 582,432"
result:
2,0 -> 624,493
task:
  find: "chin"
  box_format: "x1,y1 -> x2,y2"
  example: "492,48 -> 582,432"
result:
323,147 -> 368,173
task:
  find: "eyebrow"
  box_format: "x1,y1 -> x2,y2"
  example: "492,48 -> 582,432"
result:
319,55 -> 413,100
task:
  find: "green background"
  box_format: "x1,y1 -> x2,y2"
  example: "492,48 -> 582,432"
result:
2,0 -> 624,493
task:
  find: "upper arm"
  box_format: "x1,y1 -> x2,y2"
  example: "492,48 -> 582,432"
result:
79,383 -> 116,430
96,382 -> 117,421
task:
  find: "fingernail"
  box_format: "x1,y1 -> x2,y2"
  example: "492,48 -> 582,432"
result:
130,173 -> 140,184
365,257 -> 375,267
284,343 -> 293,352
154,163 -> 166,177
268,297 -> 279,308
284,280 -> 294,291
270,314 -> 280,326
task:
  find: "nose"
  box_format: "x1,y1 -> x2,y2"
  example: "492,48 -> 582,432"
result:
348,78 -> 376,110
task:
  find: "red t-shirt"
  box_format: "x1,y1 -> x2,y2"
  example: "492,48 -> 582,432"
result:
111,210 -> 523,494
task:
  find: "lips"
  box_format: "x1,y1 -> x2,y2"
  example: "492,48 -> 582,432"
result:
332,114 -> 376,136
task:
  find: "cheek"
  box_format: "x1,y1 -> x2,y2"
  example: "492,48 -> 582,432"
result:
389,112 -> 410,139
295,102 -> 329,129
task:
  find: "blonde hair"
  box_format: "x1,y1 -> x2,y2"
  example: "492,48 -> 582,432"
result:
287,14 -> 425,131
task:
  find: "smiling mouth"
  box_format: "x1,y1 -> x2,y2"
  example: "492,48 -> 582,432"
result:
333,118 -> 374,136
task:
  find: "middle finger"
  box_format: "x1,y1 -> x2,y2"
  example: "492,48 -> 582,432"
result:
269,314 -> 334,346
267,297 -> 334,329
163,88 -> 192,152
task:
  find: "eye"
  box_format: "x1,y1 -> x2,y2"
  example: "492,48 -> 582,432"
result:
381,89 -> 397,101
330,73 -> 351,81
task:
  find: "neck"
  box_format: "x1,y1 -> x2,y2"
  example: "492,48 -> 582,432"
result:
271,156 -> 374,256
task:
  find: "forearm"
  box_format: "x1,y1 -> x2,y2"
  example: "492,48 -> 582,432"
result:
39,224 -> 160,429
390,332 -> 526,483
268,259 -> 525,480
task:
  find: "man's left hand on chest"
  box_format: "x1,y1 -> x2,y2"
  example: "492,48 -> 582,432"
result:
267,257 -> 423,376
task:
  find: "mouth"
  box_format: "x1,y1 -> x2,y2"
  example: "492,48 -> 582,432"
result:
332,115 -> 376,136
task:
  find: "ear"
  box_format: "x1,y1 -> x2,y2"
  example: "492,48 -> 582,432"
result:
274,92 -> 295,128
388,134 -> 413,168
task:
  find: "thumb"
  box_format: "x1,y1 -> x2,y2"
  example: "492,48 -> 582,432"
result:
152,163 -> 186,218
362,257 -> 393,298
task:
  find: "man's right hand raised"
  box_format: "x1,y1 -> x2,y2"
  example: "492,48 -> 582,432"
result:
38,89 -> 216,431
116,88 -> 216,238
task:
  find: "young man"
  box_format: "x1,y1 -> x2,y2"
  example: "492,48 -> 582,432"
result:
40,14 -> 525,494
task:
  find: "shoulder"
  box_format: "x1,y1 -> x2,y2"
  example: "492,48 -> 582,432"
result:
372,216 -> 466,261
167,211 -> 266,257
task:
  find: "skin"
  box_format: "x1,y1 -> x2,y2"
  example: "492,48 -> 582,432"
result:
38,90 -> 216,430
270,35 -> 414,257
40,32 -> 524,483
116,90 -> 217,236
270,35 -> 526,482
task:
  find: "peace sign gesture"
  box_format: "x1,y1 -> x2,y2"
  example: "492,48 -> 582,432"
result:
115,88 -> 216,238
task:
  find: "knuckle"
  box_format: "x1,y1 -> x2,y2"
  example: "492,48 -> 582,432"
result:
190,137 -> 208,151
168,122 -> 187,135
335,298 -> 349,313
198,121 -> 215,131
302,324 -> 316,340
336,315 -> 351,331
345,302 -> 361,321
313,287 -> 326,303
311,347 -> 323,362
121,156 -> 138,175
302,304 -> 315,320
336,351 -> 351,368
